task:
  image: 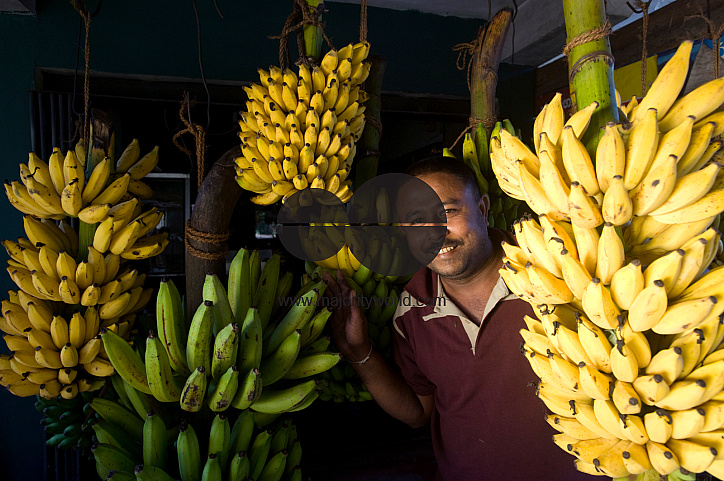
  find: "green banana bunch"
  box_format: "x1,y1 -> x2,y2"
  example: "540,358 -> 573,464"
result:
36,391 -> 98,451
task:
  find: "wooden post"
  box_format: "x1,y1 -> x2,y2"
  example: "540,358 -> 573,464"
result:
184,146 -> 242,317
562,0 -> 618,155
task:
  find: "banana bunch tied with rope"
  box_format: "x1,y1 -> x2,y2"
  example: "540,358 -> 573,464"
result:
235,41 -> 372,205
103,247 -> 340,417
492,39 -> 724,480
444,119 -> 528,232
35,390 -> 98,451
89,394 -> 304,481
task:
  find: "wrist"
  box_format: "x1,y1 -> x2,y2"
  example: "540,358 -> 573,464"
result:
347,345 -> 374,365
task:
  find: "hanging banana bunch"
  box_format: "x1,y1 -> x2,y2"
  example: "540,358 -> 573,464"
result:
494,39 -> 724,480
236,41 -> 371,205
0,138 -> 168,400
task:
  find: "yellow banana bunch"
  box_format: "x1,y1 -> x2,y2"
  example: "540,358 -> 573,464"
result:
236,41 -> 371,205
495,40 -> 724,479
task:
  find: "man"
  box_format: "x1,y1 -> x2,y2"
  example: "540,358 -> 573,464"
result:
323,156 -> 599,480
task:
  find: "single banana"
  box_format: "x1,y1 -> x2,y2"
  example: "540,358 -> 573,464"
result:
155,279 -> 189,375
186,300 -> 215,374
101,328 -> 151,394
179,366 -> 208,413
143,410 -> 167,470
145,330 -> 184,402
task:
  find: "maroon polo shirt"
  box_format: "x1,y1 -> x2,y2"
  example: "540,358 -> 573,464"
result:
392,264 -> 600,481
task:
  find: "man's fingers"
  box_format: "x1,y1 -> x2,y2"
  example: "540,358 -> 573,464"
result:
322,270 -> 341,297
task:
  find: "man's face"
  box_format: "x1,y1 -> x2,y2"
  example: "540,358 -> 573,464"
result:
397,172 -> 490,280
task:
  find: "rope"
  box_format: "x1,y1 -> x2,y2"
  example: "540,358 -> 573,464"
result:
360,0 -> 368,43
626,1 -> 652,95
184,221 -> 230,261
172,93 -> 207,190
448,116 -> 495,152
71,1 -> 92,156
271,0 -> 333,70
452,26 -> 500,92
685,13 -> 724,79
562,20 -> 612,58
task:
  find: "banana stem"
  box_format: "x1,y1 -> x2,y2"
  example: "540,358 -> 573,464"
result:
354,54 -> 387,187
77,220 -> 96,262
562,0 -> 618,156
470,8 -> 513,125
303,0 -> 323,61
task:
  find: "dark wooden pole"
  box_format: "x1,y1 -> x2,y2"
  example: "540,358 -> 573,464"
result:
185,145 -> 242,318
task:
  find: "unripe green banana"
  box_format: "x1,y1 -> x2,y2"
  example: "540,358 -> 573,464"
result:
202,273 -> 234,334
258,450 -> 288,481
207,365 -> 240,412
90,397 -> 144,440
100,328 -> 151,395
251,379 -> 318,414
299,307 -> 332,348
238,307 -> 263,374
207,413 -> 230,473
92,442 -> 137,477
211,322 -> 239,380
156,279 -> 189,375
230,408 -> 256,454
254,253 -> 281,330
145,330 -> 184,402
261,329 -> 302,386
283,351 -> 342,379
177,421 -> 202,481
231,367 -> 262,410
228,450 -> 251,481
263,287 -> 320,355
186,300 -> 214,374
142,410 -> 167,470
269,419 -> 291,454
180,366 -> 208,412
228,248 -> 252,324
134,464 -> 177,481
249,429 -> 273,480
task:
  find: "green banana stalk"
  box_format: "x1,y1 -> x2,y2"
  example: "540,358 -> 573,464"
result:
145,330 -> 184,402
207,364 -> 240,412
186,300 -> 214,374
142,410 -> 167,470
156,279 -> 189,375
211,322 -> 239,380
228,248 -> 252,324
261,329 -> 302,386
101,328 -> 152,395
180,366 -> 208,413
177,420 -> 202,481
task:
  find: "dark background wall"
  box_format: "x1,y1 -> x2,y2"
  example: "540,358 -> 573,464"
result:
0,2 -> 532,479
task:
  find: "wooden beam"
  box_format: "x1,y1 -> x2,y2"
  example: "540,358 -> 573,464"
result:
535,0 -> 724,98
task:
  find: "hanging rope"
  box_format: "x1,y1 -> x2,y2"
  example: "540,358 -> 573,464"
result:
184,221 -> 230,261
172,93 -> 207,190
627,1 -> 652,96
271,0 -> 333,70
71,0 -> 92,156
360,0 -> 368,43
685,13 -> 724,79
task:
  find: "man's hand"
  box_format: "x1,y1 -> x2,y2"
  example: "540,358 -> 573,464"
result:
322,269 -> 371,363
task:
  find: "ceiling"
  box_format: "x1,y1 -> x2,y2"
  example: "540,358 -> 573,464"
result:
330,0 -> 677,66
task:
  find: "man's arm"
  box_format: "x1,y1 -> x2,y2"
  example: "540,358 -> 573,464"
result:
323,270 -> 434,428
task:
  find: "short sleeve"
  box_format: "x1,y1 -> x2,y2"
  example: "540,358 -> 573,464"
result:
392,315 -> 436,396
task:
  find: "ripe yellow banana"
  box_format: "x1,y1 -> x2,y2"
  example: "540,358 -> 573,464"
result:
659,75 -> 724,133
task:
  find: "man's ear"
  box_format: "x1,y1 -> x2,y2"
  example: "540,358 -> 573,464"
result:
479,193 -> 490,222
